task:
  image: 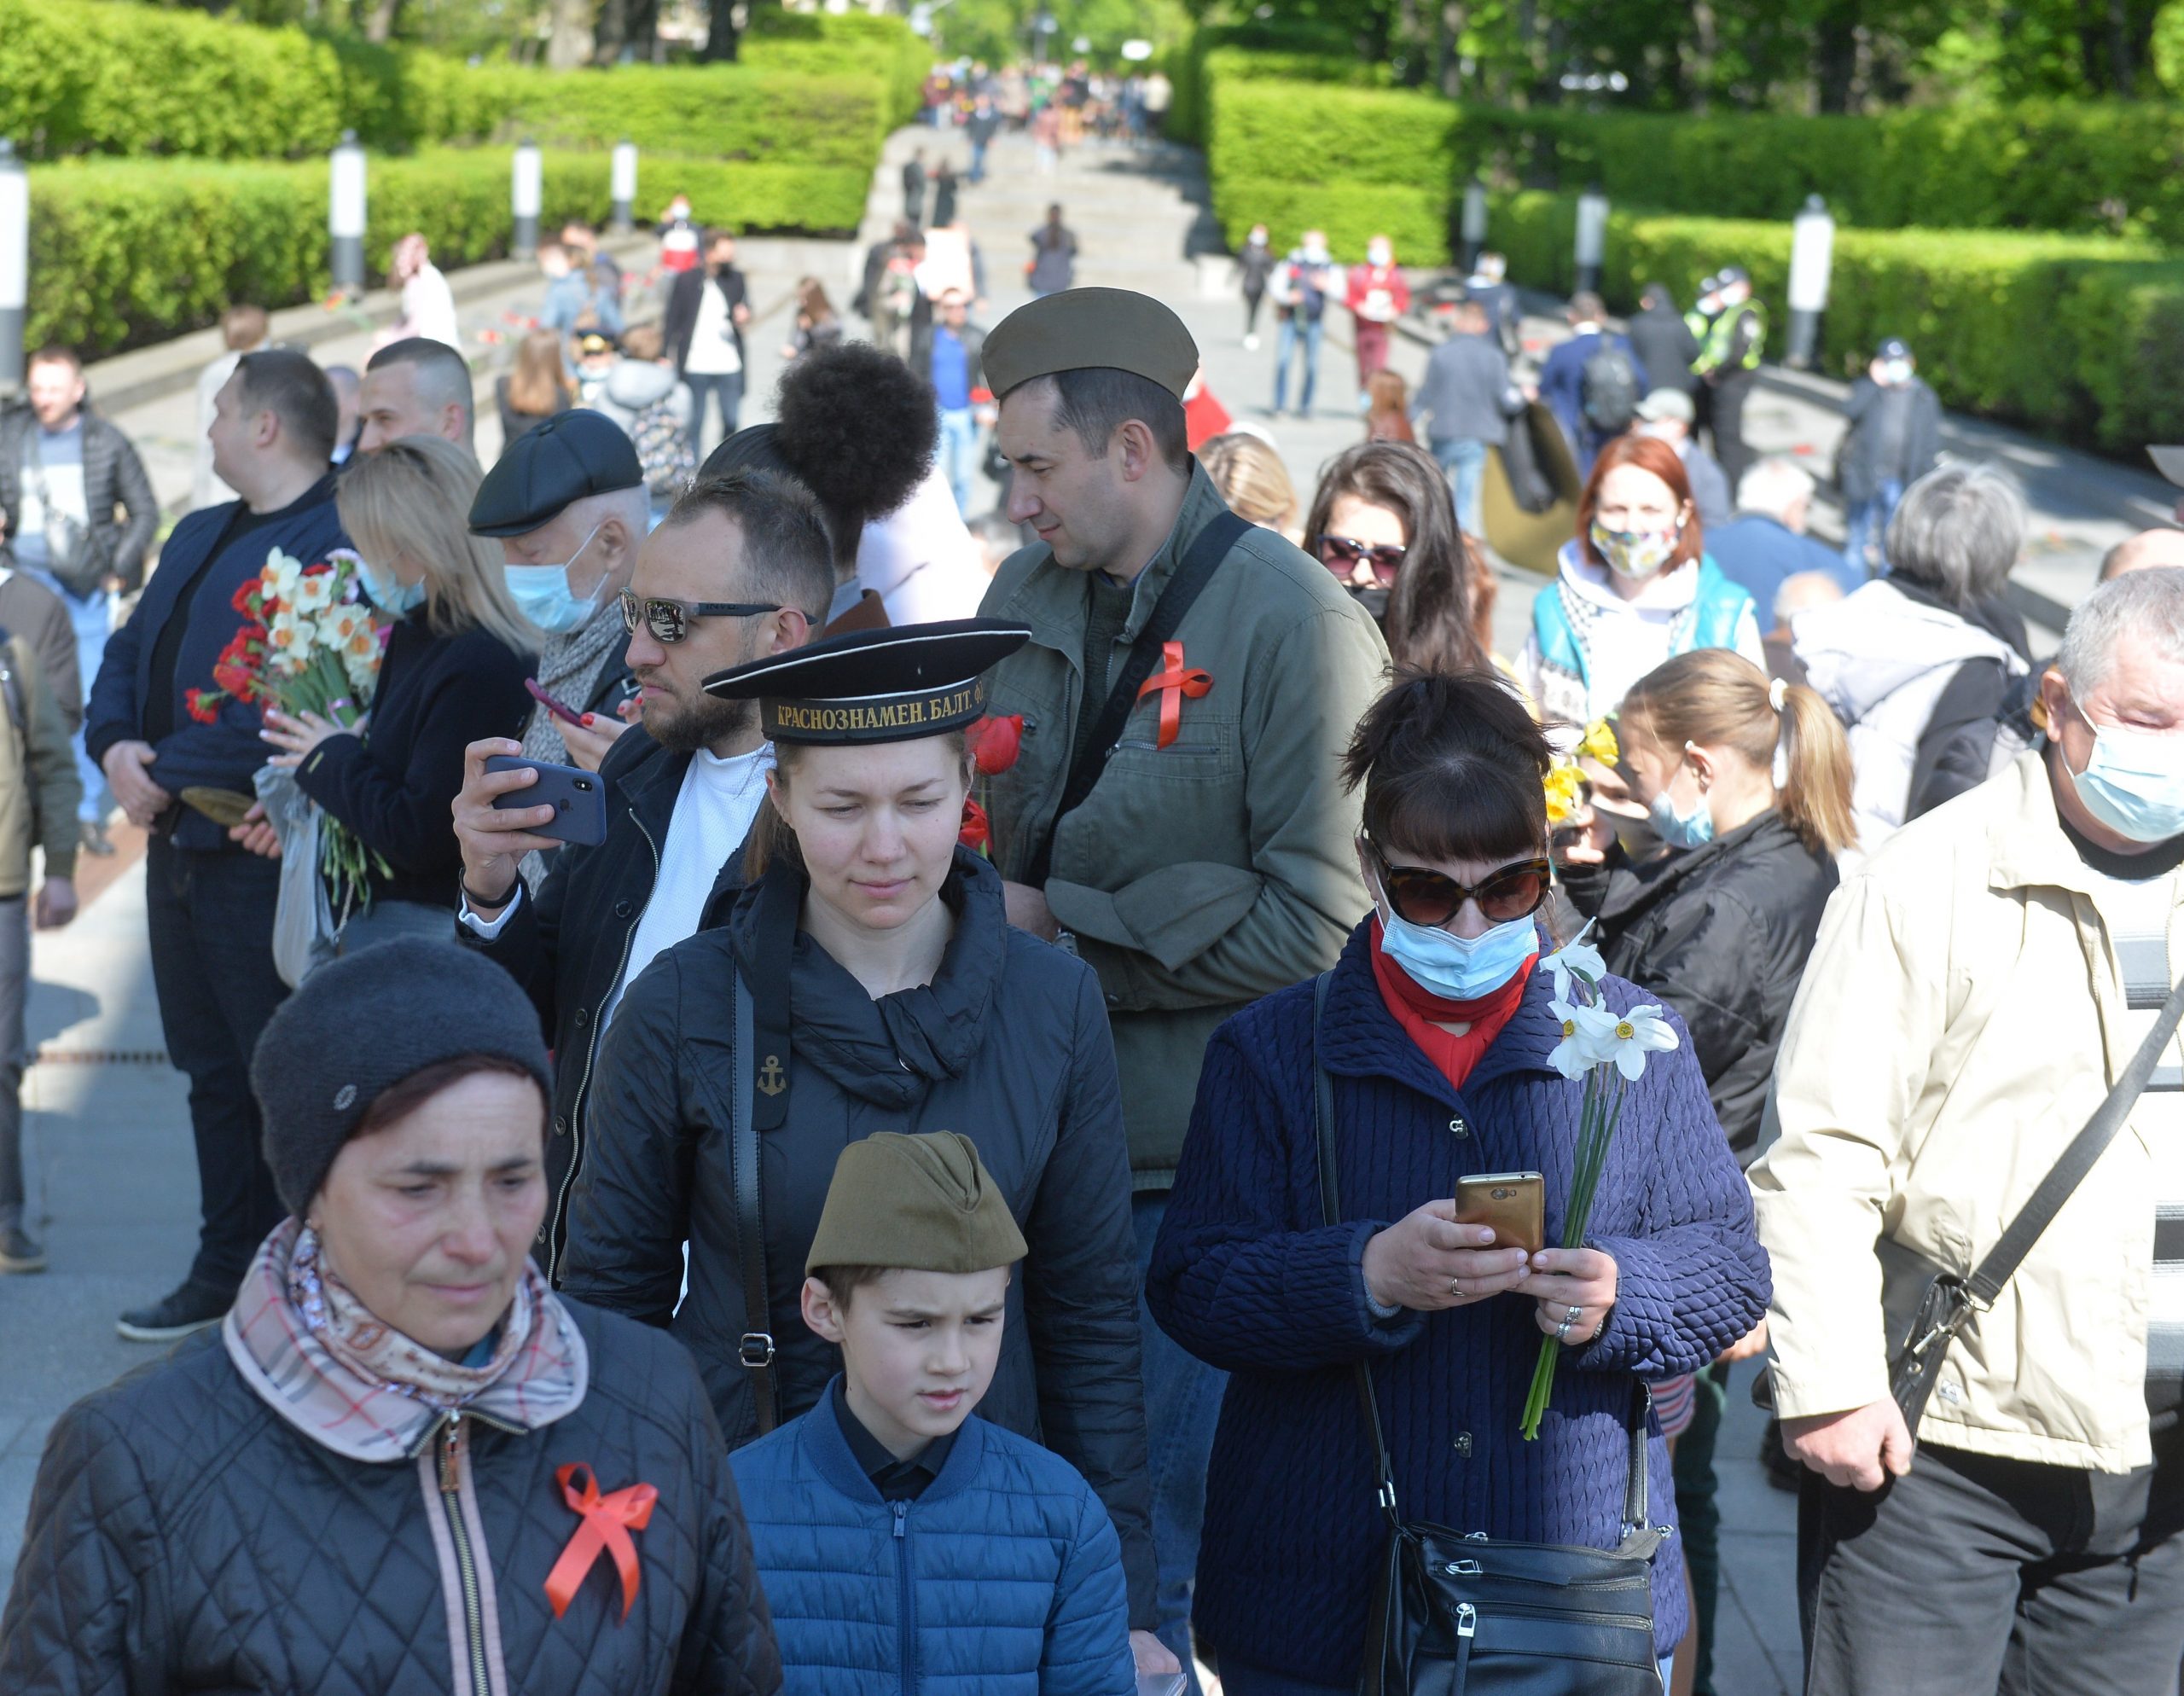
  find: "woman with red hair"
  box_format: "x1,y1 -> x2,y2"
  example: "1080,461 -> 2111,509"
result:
1520,433 -> 1763,725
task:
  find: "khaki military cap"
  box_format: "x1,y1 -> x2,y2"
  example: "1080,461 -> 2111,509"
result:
982,287 -> 1199,401
805,1131 -> 1028,1277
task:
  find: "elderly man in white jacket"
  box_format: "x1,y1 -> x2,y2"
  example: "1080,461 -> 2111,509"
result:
1752,564 -> 2184,1696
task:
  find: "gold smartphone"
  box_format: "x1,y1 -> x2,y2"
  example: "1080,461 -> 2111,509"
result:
1455,1170 -> 1545,1255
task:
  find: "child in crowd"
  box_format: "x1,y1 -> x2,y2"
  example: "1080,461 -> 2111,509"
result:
728,1131 -> 1136,1696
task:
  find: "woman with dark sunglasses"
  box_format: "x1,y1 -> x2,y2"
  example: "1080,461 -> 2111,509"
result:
1302,440 -> 1492,677
1148,667 -> 1769,1696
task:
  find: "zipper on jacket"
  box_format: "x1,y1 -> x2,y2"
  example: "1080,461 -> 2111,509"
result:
549,808 -> 661,1279
439,1416 -> 491,1696
892,1500 -> 915,1696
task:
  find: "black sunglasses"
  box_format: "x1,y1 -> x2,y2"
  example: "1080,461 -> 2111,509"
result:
619,589 -> 785,644
1316,533 -> 1408,587
1363,837 -> 1552,928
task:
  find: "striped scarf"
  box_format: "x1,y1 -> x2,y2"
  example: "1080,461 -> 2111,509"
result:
224,1218 -> 590,1462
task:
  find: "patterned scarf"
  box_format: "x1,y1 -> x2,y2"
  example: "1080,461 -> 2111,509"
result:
224,1218 -> 590,1462
518,604 -> 629,891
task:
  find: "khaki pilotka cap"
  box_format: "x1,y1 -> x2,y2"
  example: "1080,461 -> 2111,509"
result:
805,1131 -> 1029,1276
980,287 -> 1199,402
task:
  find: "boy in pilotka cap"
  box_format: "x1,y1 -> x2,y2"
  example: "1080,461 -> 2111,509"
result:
727,1131 -> 1136,1695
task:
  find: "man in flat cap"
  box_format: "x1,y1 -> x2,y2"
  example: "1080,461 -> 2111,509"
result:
468,409 -> 652,790
975,285 -> 1388,1675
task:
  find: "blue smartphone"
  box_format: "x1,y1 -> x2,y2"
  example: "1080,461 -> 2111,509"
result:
484,756 -> 609,848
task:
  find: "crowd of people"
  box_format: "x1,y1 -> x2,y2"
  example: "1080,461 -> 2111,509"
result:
4,102 -> 2184,1696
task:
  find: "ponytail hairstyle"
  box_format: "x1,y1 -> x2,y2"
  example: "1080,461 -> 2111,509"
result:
1618,648 -> 1856,857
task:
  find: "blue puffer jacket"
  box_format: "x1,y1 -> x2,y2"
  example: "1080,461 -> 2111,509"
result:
1148,923 -> 1771,1687
729,1383 -> 1135,1696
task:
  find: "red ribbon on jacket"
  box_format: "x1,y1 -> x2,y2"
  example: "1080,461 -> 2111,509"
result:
545,1462 -> 658,1623
1136,641 -> 1212,750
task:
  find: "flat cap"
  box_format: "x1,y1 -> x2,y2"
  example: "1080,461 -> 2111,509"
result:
468,409 -> 642,538
805,1132 -> 1027,1277
251,939 -> 553,1218
981,286 -> 1199,402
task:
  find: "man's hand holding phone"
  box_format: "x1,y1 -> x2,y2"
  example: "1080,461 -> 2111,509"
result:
453,738 -> 563,913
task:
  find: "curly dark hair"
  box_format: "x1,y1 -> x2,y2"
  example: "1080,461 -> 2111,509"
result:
774,340 -> 937,529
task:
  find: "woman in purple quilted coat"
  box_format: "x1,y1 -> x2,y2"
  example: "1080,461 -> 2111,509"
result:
1147,670 -> 1769,1694
0,940 -> 779,1696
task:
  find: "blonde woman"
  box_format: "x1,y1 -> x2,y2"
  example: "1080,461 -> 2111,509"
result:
1198,430 -> 1300,543
258,436 -> 537,952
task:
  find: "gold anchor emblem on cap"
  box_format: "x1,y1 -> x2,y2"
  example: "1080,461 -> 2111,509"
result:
756,1054 -> 787,1096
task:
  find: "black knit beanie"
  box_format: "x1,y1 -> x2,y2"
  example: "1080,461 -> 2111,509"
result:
250,938 -> 553,1218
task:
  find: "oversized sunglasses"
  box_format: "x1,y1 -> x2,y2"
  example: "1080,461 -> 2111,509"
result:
1316,533 -> 1409,586
619,589 -> 785,644
1364,837 -> 1553,928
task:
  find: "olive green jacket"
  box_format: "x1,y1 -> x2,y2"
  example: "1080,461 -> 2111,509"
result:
0,630 -> 80,898
979,468 -> 1389,1182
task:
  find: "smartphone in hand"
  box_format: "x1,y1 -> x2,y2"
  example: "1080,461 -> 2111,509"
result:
524,677 -> 587,727
1455,1170 -> 1545,1256
484,756 -> 609,848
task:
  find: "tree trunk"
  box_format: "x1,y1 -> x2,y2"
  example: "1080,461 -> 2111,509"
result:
2109,0 -> 2137,94
627,0 -> 659,61
1437,0 -> 1466,97
1684,0 -> 1717,113
1813,1 -> 1857,113
360,0 -> 401,43
705,0 -> 741,62
594,0 -> 628,64
546,0 -> 595,71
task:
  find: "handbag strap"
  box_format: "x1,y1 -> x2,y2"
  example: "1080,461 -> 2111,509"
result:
1961,964 -> 2184,1312
1310,971 -> 1653,1539
1024,506 -> 1248,888
731,971 -> 781,1435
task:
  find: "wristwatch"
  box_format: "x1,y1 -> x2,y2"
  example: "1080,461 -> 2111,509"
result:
1052,927 -> 1079,958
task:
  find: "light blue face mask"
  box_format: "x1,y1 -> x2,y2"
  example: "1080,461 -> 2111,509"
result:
361,557 -> 426,618
2070,717 -> 2184,845
1376,897 -> 1539,1001
503,523 -> 604,636
1648,762 -> 1716,851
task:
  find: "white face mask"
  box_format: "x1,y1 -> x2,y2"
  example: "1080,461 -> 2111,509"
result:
502,523 -> 606,636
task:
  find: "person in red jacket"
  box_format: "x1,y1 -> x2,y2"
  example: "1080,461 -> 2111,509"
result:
1346,235 -> 1411,405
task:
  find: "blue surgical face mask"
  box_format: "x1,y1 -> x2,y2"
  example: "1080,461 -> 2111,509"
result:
1370,868 -> 1538,1000
2070,713 -> 2184,845
361,556 -> 425,617
504,523 -> 605,636
1647,758 -> 1716,850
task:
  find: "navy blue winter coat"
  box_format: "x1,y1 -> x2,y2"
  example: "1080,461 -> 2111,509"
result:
728,1380 -> 1135,1695
1147,924 -> 1769,1687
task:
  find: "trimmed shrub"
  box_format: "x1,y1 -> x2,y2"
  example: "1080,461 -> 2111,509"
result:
1211,177 -> 1449,266
27,149 -> 868,359
1169,20 -> 1373,144
497,67 -> 889,168
1207,79 -> 1456,189
1481,191 -> 2184,451
745,9 -> 926,130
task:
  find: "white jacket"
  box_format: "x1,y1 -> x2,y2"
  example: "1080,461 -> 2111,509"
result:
1792,578 -> 2026,863
1751,752 -> 2181,1472
856,466 -> 991,625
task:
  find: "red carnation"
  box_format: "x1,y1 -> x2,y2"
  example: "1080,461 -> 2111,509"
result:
965,714 -> 1023,776
183,688 -> 221,725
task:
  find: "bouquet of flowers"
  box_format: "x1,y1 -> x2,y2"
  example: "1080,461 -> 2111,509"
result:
188,546 -> 389,918
957,713 -> 1024,855
1521,925 -> 1680,1440
1544,715 -> 1620,830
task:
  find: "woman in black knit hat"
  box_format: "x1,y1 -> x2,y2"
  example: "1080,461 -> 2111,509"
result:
0,939 -> 780,1696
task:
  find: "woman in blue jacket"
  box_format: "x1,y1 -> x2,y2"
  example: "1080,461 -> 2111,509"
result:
1147,668 -> 1769,1694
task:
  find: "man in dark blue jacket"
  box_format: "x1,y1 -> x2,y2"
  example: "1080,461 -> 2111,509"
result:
1538,292 -> 1648,477
86,349 -> 345,1343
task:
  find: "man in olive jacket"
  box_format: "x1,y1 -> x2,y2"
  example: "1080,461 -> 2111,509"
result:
976,287 -> 1388,1671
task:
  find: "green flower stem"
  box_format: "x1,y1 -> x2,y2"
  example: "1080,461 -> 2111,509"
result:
1521,1068 -> 1631,1440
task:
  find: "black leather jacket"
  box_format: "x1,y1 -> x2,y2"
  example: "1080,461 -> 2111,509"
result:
560,848 -> 1159,1627
0,1299 -> 781,1696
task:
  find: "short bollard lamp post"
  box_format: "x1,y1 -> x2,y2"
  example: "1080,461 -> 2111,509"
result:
329,131 -> 368,301
1786,194 -> 1835,369
1461,179 -> 1489,274
610,140 -> 638,234
513,140 -> 543,259
0,140 -> 24,397
1574,185 -> 1609,297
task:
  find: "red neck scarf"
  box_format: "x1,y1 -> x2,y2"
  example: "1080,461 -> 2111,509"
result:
1368,916 -> 1536,1090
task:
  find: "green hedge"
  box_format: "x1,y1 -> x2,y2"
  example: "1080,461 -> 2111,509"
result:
0,0 -> 520,159
1479,190 -> 2184,452
27,148 -> 868,359
497,66 -> 888,169
1210,178 -> 1449,266
1168,21 -> 1374,144
744,10 -> 926,130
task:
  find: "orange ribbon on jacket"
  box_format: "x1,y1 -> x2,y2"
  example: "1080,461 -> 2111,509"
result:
545,1462 -> 658,1623
1136,641 -> 1212,750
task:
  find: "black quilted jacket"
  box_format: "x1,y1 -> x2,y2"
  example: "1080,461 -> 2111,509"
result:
0,1298 -> 781,1696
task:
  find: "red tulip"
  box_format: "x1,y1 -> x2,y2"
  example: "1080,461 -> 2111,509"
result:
965,713 -> 1023,775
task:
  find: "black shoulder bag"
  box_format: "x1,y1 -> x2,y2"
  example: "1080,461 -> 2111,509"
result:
1880,966 -> 2184,1434
1311,974 -> 1668,1696
730,971 -> 780,1436
1023,507 -> 1248,888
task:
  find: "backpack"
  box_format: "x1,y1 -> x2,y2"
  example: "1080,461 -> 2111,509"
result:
630,398 -> 696,502
1580,342 -> 1641,433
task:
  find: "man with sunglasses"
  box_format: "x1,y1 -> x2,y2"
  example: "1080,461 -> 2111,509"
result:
452,469 -> 834,1276
977,287 -> 1387,1681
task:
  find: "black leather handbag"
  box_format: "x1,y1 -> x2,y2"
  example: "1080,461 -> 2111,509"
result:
1311,974 -> 1667,1696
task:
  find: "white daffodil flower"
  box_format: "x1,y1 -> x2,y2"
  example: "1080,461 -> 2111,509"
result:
1548,998 -> 1620,1079
1541,922 -> 1609,1005
1598,1002 -> 1681,1081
